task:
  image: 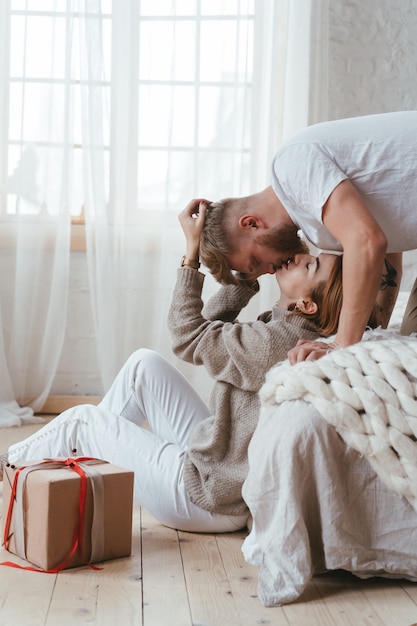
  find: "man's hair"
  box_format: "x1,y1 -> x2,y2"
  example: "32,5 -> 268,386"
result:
200,197 -> 250,285
290,254 -> 378,337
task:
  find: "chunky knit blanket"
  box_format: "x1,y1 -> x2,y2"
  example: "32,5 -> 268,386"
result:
260,332 -> 417,511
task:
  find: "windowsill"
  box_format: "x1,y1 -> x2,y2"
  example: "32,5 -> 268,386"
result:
0,220 -> 87,252
0,210 -> 182,253
71,223 -> 87,251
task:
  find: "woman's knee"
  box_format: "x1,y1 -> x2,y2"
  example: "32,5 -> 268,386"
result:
126,347 -> 157,366
126,348 -> 171,371
120,349 -> 164,383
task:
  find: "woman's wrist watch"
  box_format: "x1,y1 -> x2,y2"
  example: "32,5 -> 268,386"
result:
181,255 -> 200,270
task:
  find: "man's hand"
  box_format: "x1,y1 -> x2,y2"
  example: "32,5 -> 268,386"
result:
287,339 -> 336,364
178,199 -> 209,259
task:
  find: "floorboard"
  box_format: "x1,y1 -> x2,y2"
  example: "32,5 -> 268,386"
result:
1,418 -> 417,625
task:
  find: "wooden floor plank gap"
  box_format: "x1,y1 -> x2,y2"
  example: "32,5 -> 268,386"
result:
44,575 -> 59,625
2,418 -> 417,625
178,530 -> 195,626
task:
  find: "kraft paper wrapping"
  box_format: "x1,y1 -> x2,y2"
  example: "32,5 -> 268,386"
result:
2,459 -> 134,571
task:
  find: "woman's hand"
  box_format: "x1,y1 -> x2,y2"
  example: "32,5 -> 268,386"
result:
178,199 -> 209,259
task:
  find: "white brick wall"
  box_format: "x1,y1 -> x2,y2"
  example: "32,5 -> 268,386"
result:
49,0 -> 417,394
329,0 -> 417,118
328,0 -> 417,291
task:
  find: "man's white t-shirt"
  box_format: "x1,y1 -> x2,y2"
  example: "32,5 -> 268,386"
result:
271,111 -> 417,253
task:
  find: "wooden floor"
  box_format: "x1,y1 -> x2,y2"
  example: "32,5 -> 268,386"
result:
2,421 -> 417,625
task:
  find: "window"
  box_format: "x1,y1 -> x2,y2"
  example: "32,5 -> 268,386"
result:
2,0 -> 255,218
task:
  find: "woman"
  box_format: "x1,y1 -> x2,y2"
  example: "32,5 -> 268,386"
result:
2,205 -> 353,534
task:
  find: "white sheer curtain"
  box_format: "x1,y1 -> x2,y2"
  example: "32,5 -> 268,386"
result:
0,0 -> 71,425
0,0 -> 329,426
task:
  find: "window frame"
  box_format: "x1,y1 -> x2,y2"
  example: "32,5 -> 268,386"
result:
2,2 -> 260,226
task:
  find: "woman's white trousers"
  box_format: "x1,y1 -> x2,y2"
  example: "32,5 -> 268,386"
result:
8,349 -> 248,533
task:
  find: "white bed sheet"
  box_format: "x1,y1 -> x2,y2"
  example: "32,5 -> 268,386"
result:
241,291 -> 417,606
242,400 -> 417,606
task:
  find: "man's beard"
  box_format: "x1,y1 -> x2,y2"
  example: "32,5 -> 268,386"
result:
255,224 -> 310,259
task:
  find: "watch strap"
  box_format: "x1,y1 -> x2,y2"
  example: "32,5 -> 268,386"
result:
181,255 -> 201,269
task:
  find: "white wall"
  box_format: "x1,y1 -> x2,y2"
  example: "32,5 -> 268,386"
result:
328,0 -> 417,119
327,0 -> 417,290
52,0 -> 417,397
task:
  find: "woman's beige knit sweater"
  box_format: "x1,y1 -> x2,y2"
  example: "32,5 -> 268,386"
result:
167,266 -> 320,516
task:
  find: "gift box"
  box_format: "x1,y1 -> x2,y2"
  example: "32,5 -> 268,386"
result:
2,457 -> 134,571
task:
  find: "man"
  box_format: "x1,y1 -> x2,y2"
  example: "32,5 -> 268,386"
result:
183,111 -> 417,362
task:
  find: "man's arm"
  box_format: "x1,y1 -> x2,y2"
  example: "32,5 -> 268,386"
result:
288,179 -> 387,363
374,253 -> 402,328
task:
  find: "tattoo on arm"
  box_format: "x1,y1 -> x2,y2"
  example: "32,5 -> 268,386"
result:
380,258 -> 397,290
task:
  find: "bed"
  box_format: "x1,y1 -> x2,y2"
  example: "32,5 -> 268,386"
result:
241,293 -> 417,606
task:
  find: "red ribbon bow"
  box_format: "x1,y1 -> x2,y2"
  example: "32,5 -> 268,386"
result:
1,457 -> 105,573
